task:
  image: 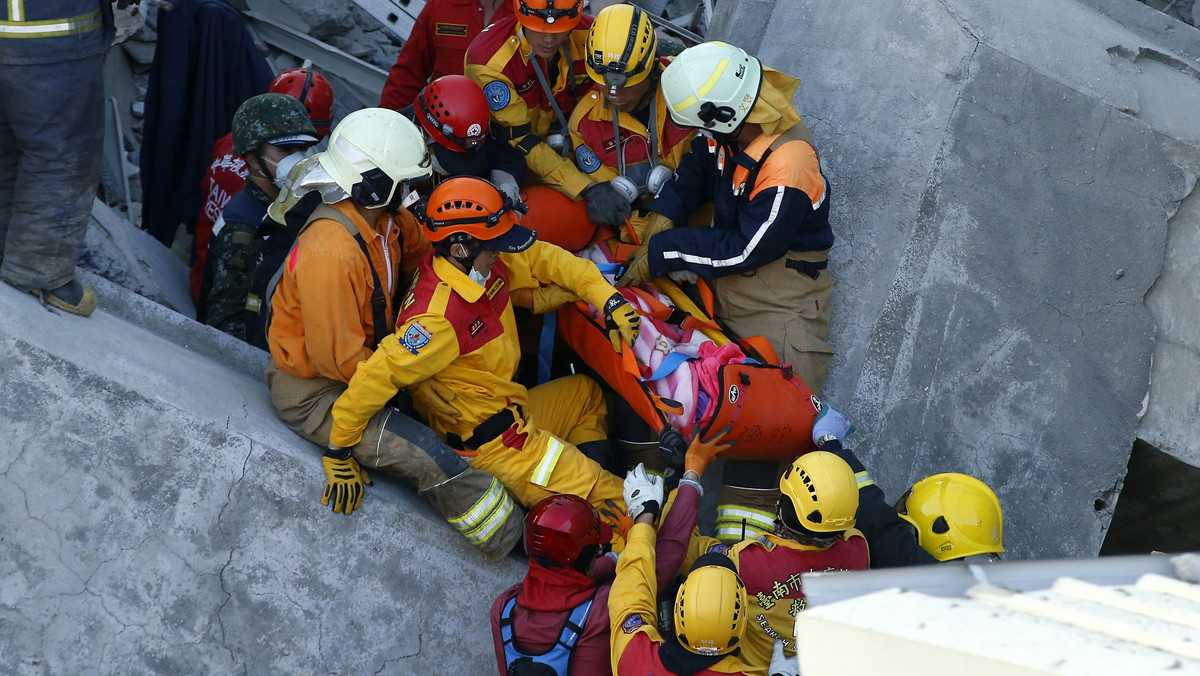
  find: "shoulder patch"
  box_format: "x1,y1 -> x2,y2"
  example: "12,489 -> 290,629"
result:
621,614 -> 646,634
483,81 -> 512,111
575,144 -> 602,174
400,321 -> 433,355
707,543 -> 732,555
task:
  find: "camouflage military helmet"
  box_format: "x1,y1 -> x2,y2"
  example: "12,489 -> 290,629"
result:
232,93 -> 319,156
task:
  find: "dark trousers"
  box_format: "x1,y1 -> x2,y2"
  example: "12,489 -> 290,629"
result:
0,53 -> 106,290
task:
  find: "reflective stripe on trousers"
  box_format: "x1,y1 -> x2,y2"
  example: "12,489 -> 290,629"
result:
715,505 -> 776,542
449,477 -> 515,545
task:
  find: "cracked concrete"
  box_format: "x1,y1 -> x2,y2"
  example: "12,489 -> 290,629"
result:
715,0 -> 1200,558
0,275 -> 521,672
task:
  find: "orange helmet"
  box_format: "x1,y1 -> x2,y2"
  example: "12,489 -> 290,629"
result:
422,176 -> 536,253
513,0 -> 584,33
269,68 -> 335,138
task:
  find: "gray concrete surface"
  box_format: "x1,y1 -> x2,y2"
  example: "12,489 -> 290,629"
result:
0,274 -> 523,674
715,0 -> 1200,559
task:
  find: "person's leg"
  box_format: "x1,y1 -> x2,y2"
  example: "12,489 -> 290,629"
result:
0,85 -> 18,265
264,361 -> 522,560
0,56 -> 105,310
524,374 -> 608,444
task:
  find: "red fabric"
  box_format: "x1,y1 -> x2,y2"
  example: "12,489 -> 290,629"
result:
491,483 -> 701,676
189,132 -> 247,304
518,559 -> 599,612
379,0 -> 514,110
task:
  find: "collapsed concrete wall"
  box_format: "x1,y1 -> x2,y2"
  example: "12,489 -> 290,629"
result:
713,0 -> 1200,559
0,276 -> 522,673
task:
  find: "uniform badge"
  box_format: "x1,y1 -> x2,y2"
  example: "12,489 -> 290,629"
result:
575,145 -> 602,174
707,543 -> 731,555
401,322 -> 432,355
622,614 -> 646,634
467,123 -> 483,138
483,81 -> 511,111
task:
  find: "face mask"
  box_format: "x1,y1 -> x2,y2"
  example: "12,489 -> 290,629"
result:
270,146 -> 318,188
467,266 -> 489,287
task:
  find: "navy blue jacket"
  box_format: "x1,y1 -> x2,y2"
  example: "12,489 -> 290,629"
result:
139,0 -> 273,245
645,131 -> 832,279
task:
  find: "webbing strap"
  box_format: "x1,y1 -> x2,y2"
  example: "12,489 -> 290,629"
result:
537,311 -> 556,385
641,350 -> 692,382
527,39 -> 573,158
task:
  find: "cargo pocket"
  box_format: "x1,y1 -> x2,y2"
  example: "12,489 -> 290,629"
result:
783,317 -> 835,393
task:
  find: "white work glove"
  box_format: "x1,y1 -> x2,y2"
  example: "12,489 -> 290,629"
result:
770,639 -> 800,676
668,269 -> 699,284
489,169 -> 522,204
623,463 -> 664,520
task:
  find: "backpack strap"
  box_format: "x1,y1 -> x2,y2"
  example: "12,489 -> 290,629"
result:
309,204 -> 390,348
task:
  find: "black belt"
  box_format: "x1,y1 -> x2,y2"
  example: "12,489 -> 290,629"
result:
447,406 -> 523,451
785,258 -> 828,280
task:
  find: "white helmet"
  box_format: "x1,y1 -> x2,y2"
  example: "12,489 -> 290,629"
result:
660,41 -> 762,135
319,107 -> 432,210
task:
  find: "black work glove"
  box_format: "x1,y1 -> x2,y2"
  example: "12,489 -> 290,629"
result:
603,292 -> 641,353
658,427 -> 687,474
582,181 -> 633,228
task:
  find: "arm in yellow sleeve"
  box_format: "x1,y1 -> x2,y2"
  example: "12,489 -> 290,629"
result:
505,241 -> 617,311
609,521 -> 663,673
329,314 -> 460,447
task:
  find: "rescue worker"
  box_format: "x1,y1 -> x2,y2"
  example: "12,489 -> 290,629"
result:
407,75 -> 528,197
808,405 -> 1006,567
0,0 -> 118,317
199,93 -> 319,337
379,0 -> 514,110
191,67 -> 336,306
491,432 -> 730,676
266,108 -> 525,561
696,447 -> 869,675
326,175 -> 643,542
617,41 -> 837,542
465,0 -> 635,229
608,447 -> 757,675
567,4 -> 695,229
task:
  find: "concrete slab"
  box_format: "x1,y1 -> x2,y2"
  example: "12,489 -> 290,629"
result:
0,275 -> 523,673
713,0 -> 1200,558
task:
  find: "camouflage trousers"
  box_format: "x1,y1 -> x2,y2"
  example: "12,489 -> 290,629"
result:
0,54 -> 105,290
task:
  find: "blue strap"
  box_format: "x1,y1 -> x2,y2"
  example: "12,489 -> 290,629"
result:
594,263 -> 622,275
538,311 -> 557,385
641,350 -> 693,382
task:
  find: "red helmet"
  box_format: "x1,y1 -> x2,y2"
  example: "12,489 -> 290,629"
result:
524,494 -> 608,566
416,75 -> 490,153
269,68 -> 335,138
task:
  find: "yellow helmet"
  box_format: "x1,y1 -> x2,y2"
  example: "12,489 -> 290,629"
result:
585,4 -> 657,91
673,555 -> 747,656
778,451 -> 858,535
896,473 -> 1005,562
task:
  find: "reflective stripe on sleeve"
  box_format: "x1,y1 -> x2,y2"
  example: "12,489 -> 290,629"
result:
855,470 -> 875,489
530,438 -> 565,487
0,10 -> 102,37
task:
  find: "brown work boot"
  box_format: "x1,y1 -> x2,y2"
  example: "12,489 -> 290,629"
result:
33,279 -> 97,317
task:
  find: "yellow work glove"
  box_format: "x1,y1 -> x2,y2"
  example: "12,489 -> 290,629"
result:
683,426 -> 734,478
321,450 -> 371,515
410,379 -> 462,422
531,284 -> 582,314
602,292 -> 641,353
627,211 -> 675,243
615,245 -> 650,288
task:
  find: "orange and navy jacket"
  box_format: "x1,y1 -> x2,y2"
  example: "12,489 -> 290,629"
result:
567,59 -> 695,194
328,240 -> 617,447
645,125 -> 832,280
699,532 -> 870,675
609,521 -> 756,676
464,14 -> 596,198
267,201 -> 429,383
379,0 -> 514,110
0,0 -> 111,64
